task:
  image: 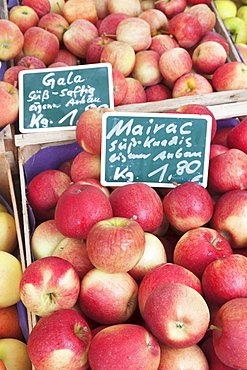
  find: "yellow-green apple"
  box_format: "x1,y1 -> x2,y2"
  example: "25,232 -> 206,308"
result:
227,117 -> 247,153
159,47 -> 192,84
0,338 -> 31,370
236,42 -> 247,64
75,107 -> 115,155
0,212 -> 17,254
173,227 -> 233,279
172,72 -> 213,97
0,205 -> 8,214
119,77 -> 147,104
100,40 -> 136,76
209,144 -> 229,159
192,41 -> 227,75
224,17 -> 247,44
62,0 -> 98,24
159,343 -> 209,370
48,0 -> 65,14
138,8 -> 168,35
93,0 -> 109,19
210,189 -> 247,249
85,36 -> 113,64
168,12 -> 203,49
201,336 -> 233,369
31,219 -> 66,259
86,216 -> 145,273
79,268 -> 138,324
98,13 -> 130,40
17,55 -> 46,69
38,13 -> 69,43
128,232 -> 167,283
131,50 -> 162,87
107,0 -> 142,16
63,19 -> 99,59
145,83 -> 172,102
20,256 -> 80,316
52,237 -> 94,279
23,26 -> 60,65
138,262 -> 202,316
0,20 -> 24,62
211,126 -> 232,147
27,169 -> 71,222
202,254 -> 247,306
70,151 -> 101,182
8,5 -> 39,34
207,148 -> 247,194
109,182 -> 163,232
186,4 -> 216,35
116,17 -> 151,52
163,182 -> 214,233
155,0 -> 187,19
54,182 -> 113,239
212,61 -> 247,91
21,0 -> 51,17
214,0 -> 237,19
0,251 -> 22,308
149,34 -> 179,56
211,297 -> 247,369
27,308 -> 92,370
88,323 -> 160,369
112,68 -> 128,106
199,30 -> 229,55
0,305 -> 24,341
143,283 -> 210,347
75,178 -> 110,197
51,48 -> 80,66
237,5 -> 247,23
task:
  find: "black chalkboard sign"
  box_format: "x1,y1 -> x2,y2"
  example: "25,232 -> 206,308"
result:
18,63 -> 114,133
101,112 -> 212,188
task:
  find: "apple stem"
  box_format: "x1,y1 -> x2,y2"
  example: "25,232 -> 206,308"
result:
102,32 -> 116,39
209,324 -> 222,332
154,0 -> 165,4
211,237 -> 223,250
130,215 -> 138,221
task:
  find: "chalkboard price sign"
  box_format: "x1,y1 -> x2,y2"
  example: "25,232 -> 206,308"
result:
18,63 -> 114,133
101,112 -> 212,188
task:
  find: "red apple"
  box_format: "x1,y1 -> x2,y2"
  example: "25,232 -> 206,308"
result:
163,182 -> 214,233
209,144 -> 229,159
27,308 -> 92,370
116,17 -> 152,52
3,65 -> 28,89
26,169 -> 71,222
139,8 -> 168,35
172,72 -> 213,98
186,4 -> 216,35
212,61 -> 247,91
199,30 -> 229,55
0,305 -> 24,341
85,36 -> 113,64
149,34 -> 179,56
48,62 -> 68,68
51,48 -> 80,66
88,323 -> 160,369
192,41 -> 227,75
132,50 -> 162,87
79,268 -> 138,324
201,336 -> 232,369
211,126 -> 232,147
20,256 -> 80,317
75,178 -> 110,198
107,0 -> 142,17
143,283 -> 210,347
62,0 -> 98,24
70,151 -> 101,182
54,182 -> 113,239
38,13 -> 69,42
155,0 -> 187,18
145,83 -> 172,102
98,12 -> 130,40
58,157 -> 74,176
112,68 -> 128,106
17,55 -> 46,69
0,19 -> 24,61
227,116 -> 247,153
187,0 -> 212,4
0,81 -> 19,128
93,0 -> 109,19
21,0 -> 51,17
119,77 -> 147,104
109,182 -> 163,232
8,5 -> 39,34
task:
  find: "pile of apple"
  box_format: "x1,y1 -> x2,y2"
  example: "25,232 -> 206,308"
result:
1,0 -> 247,129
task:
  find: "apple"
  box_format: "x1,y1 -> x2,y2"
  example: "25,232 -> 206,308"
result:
48,0 -> 66,14
210,189 -> 247,249
199,30 -> 229,55
192,41 -> 227,75
227,116 -> 247,153
0,19 -> 24,61
112,68 -> 128,106
93,0 -> 109,19
20,256 -> 80,316
27,308 -> 92,370
21,0 -> 51,17
207,148 -> 247,194
85,36 -> 113,64
8,5 -> 39,34
88,323 -> 160,369
163,182 -> 214,233
107,0 -> 142,17
31,219 -> 66,259
172,72 -> 213,98
58,157 -> 74,176
143,283 -> 210,347
79,268 -> 138,324
38,13 -> 69,43
0,305 -> 24,341
212,61 -> 247,91
70,151 -> 101,182
187,0 -> 212,4
158,47 -> 192,84
128,232 -> 167,283
168,12 -> 203,49
138,262 -> 202,316
0,251 -> 22,308
23,26 -> 60,65
119,77 -> 147,104
0,338 -> 31,370
145,83 -> 172,102
51,48 -> 80,66
54,182 -> 113,239
211,297 -> 247,369
3,65 -> 28,89
141,0 -> 156,10
98,13 -> 130,40
109,182 -> 163,233
48,62 -> 68,68
17,55 -> 46,69
237,5 -> 247,23
211,126 -> 232,147
173,227 -> 233,279
149,34 -> 179,56
236,42 -> 247,64
116,17 -> 152,52
186,4 -> 216,35
201,336 -> 233,369
76,107 -> 115,155
209,144 -> 229,159
131,50 -> 162,87
155,0 -> 187,19
63,19 -> 99,59
26,169 -> 71,222
86,216 -> 145,273
0,212 -> 17,254
223,17 -> 247,44
75,178 -> 110,198
159,343 -> 209,370
214,0 -> 237,19
138,8 -> 168,35
62,0 -> 98,24
100,40 -> 136,77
